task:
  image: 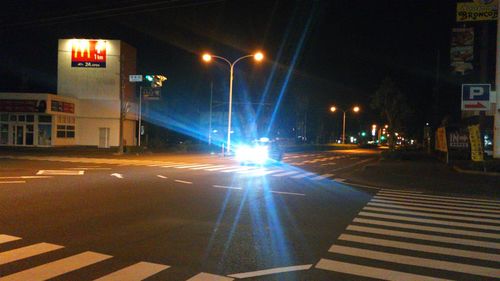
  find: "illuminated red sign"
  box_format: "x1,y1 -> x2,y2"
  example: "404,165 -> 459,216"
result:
71,40 -> 106,68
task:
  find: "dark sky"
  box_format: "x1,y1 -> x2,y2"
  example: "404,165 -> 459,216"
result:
0,0 -> 490,140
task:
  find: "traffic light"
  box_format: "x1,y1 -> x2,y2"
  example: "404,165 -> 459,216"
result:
152,75 -> 167,88
145,75 -> 154,82
361,131 -> 367,137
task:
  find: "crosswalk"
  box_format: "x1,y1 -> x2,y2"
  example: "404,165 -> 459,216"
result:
315,189 -> 500,280
0,234 -> 232,281
3,156 -> 344,182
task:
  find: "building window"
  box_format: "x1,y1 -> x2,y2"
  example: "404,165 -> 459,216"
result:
57,125 -> 75,138
0,114 -> 8,122
38,124 -> 51,145
0,123 -> 8,145
38,115 -> 52,123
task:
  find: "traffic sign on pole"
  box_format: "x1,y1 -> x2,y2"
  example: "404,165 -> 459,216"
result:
461,84 -> 490,111
129,75 -> 143,82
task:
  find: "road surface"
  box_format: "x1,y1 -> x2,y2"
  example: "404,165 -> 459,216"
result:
0,149 -> 499,280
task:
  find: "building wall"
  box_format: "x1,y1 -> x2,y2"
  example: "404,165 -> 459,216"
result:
57,39 -> 137,147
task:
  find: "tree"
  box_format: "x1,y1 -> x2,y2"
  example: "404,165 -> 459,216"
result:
371,77 -> 411,151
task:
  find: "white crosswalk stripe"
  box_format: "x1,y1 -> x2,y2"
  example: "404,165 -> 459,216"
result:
0,243 -> 63,265
94,261 -> 170,281
315,190 -> 500,280
0,234 -> 228,280
0,251 -> 112,281
186,272 -> 234,281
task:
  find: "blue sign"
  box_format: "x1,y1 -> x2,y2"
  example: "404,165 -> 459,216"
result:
462,84 -> 490,101
461,84 -> 491,111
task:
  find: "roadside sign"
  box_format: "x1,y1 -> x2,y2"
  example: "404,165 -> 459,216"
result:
461,84 -> 490,111
129,75 -> 143,82
468,124 -> 484,161
142,87 -> 161,100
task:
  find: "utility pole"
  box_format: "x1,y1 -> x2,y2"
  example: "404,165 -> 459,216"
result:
208,81 -> 213,146
118,53 -> 125,154
494,14 -> 500,158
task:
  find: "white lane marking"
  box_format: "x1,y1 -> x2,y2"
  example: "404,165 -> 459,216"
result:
379,189 -> 423,194
311,173 -> 334,180
67,167 -> 111,170
246,169 -> 284,176
339,234 -> 500,262
363,206 -> 500,224
36,170 -> 84,176
0,181 -> 25,184
347,224 -> 500,249
0,176 -> 52,179
341,182 -> 381,190
315,259 -> 451,281
272,171 -> 299,177
379,191 -> 500,204
380,188 -> 423,193
227,264 -> 312,279
372,198 -> 500,214
354,217 -> 500,239
161,163 -> 186,168
0,251 -> 112,281
94,261 -> 170,281
377,192 -> 500,208
212,185 -> 242,190
349,157 -> 359,160
359,211 -> 500,231
221,167 -> 253,173
375,195 -> 500,210
186,272 -> 234,281
175,164 -> 212,169
205,166 -> 234,171
156,175 -> 168,179
291,172 -> 315,179
334,178 -> 346,182
328,245 -> 500,278
320,163 -> 336,166
0,234 -> 21,244
191,165 -> 225,170
174,180 -> 192,185
368,202 -> 500,218
110,173 -> 123,179
270,191 -> 306,196
0,243 -> 64,265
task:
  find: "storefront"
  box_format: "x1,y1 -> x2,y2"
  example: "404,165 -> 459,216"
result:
0,93 -> 77,147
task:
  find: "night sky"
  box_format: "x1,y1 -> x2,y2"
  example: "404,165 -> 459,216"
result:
0,0 -> 493,142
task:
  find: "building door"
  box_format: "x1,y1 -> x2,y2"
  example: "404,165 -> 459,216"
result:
98,128 -> 110,148
15,125 -> 25,146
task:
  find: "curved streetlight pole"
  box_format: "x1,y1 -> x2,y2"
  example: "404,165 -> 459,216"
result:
203,53 -> 263,155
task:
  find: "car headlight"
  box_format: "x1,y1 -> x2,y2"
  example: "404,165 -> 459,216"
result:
236,145 -> 269,163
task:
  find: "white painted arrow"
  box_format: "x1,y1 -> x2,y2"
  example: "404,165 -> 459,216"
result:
111,173 -> 123,179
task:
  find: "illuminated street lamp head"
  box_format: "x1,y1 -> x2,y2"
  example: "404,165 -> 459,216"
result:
330,106 -> 337,112
254,52 -> 264,61
353,106 -> 360,113
202,53 -> 212,62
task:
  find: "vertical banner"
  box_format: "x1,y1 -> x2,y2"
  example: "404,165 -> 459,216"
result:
450,28 -> 474,74
435,127 -> 448,152
468,124 -> 484,161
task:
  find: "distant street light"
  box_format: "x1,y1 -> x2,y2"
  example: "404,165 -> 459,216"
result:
330,105 -> 360,144
202,51 -> 264,155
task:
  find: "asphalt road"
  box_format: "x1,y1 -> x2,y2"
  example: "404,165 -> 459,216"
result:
0,149 -> 499,280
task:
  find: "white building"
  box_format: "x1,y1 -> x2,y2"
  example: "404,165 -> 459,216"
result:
0,39 -> 138,148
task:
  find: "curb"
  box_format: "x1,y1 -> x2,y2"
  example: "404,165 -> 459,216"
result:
453,165 -> 500,177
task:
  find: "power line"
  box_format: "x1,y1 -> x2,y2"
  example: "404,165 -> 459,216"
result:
0,0 -> 225,30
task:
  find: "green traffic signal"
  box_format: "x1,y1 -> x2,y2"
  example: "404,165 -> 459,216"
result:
145,75 -> 154,82
361,132 -> 366,137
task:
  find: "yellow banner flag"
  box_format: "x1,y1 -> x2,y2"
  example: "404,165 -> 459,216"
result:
468,124 -> 484,162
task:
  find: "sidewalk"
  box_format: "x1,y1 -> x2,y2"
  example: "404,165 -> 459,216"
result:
345,153 -> 500,199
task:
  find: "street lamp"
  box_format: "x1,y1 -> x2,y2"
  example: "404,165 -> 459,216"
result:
330,105 -> 360,144
202,51 -> 264,155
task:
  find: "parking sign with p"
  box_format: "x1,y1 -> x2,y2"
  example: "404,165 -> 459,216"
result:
461,84 -> 490,111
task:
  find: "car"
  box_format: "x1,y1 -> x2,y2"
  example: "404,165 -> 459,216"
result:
235,137 -> 283,165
